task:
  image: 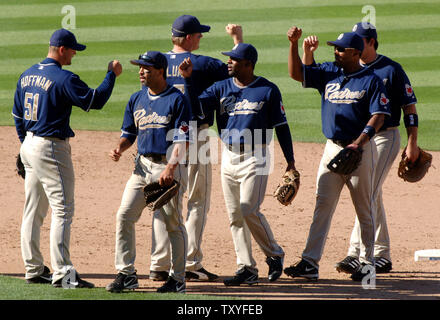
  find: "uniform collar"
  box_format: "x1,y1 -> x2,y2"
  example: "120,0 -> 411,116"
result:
40,57 -> 61,67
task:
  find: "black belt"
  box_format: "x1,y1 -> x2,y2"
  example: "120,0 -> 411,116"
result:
331,139 -> 353,148
227,143 -> 266,155
143,153 -> 166,163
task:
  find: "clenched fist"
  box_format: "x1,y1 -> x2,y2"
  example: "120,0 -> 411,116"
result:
287,26 -> 302,43
108,60 -> 122,77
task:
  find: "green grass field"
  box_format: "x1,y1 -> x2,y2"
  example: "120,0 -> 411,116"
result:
0,275 -> 238,300
1,0 -> 439,150
0,0 -> 439,299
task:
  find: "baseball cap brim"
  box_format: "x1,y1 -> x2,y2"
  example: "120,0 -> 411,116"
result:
130,59 -> 155,67
327,40 -> 350,48
71,43 -> 86,51
221,51 -> 242,60
199,24 -> 211,33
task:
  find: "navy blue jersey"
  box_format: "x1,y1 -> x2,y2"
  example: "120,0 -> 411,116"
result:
165,51 -> 228,125
12,58 -> 116,142
362,55 -> 417,129
198,77 -> 288,145
303,62 -> 391,140
121,85 -> 192,155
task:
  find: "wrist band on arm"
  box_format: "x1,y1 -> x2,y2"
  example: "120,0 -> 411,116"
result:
362,125 -> 376,139
404,113 -> 418,127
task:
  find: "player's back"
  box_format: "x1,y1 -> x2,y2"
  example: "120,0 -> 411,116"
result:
15,59 -> 75,138
165,51 -> 228,96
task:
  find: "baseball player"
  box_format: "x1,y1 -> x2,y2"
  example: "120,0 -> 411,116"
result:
105,51 -> 191,293
180,43 -> 296,286
334,22 -> 419,275
149,15 -> 243,282
283,27 -> 390,281
12,28 -> 122,288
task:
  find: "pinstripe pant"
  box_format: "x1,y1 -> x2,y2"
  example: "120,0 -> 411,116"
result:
347,128 -> 401,260
114,155 -> 188,283
221,146 -> 284,274
20,132 -> 75,283
302,139 -> 378,267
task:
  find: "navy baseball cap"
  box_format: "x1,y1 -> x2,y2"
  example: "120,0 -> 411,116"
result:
352,22 -> 377,39
49,28 -> 86,51
130,51 -> 168,70
172,15 -> 211,37
327,32 -> 364,52
221,43 -> 258,65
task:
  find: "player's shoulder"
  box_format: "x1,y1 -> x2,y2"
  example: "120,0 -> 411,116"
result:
128,88 -> 146,101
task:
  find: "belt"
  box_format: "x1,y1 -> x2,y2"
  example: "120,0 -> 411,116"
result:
227,143 -> 266,154
378,126 -> 399,133
142,153 -> 166,163
27,131 -> 66,140
331,139 -> 353,148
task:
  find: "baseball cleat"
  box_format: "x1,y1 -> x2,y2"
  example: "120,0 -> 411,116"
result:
52,272 -> 95,289
266,256 -> 283,282
351,262 -> 375,282
185,267 -> 218,282
26,266 -> 52,284
284,259 -> 319,280
335,256 -> 361,274
149,270 -> 169,281
223,267 -> 258,286
157,277 -> 186,293
106,272 -> 139,293
375,257 -> 392,273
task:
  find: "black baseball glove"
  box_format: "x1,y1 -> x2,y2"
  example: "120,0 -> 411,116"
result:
143,180 -> 180,211
327,147 -> 363,175
16,153 -> 25,179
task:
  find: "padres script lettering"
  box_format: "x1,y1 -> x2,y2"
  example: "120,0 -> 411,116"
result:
220,96 -> 265,115
134,109 -> 171,130
324,83 -> 366,104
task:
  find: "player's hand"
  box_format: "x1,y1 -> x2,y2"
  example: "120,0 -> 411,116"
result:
109,147 -> 122,161
108,60 -> 122,77
226,24 -> 243,44
405,143 -> 420,163
159,165 -> 174,186
303,35 -> 319,54
178,57 -> 193,78
287,26 -> 302,43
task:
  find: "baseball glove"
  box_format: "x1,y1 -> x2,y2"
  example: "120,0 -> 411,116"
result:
327,147 -> 363,175
144,180 -> 180,211
273,169 -> 300,206
16,153 -> 25,179
398,147 -> 432,182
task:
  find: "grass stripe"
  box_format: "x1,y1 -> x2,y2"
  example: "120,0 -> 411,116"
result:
2,14 -> 440,46
1,4 -> 439,32
1,0 -> 439,18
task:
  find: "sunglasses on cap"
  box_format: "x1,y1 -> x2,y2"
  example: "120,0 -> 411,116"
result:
138,54 -> 157,64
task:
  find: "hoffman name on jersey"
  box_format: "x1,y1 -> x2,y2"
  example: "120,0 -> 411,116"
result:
20,75 -> 53,91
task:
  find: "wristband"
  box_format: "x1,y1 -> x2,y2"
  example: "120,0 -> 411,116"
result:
362,125 -> 376,139
404,113 -> 418,127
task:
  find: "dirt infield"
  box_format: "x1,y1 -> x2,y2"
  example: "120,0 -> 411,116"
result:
1,126 -> 439,300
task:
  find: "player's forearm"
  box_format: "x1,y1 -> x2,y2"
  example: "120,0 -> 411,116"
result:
90,71 -> 117,110
353,114 -> 385,147
117,137 -> 133,154
275,124 -> 295,163
288,42 -> 304,82
167,142 -> 189,168
403,103 -> 418,144
13,117 -> 26,143
302,51 -> 315,66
